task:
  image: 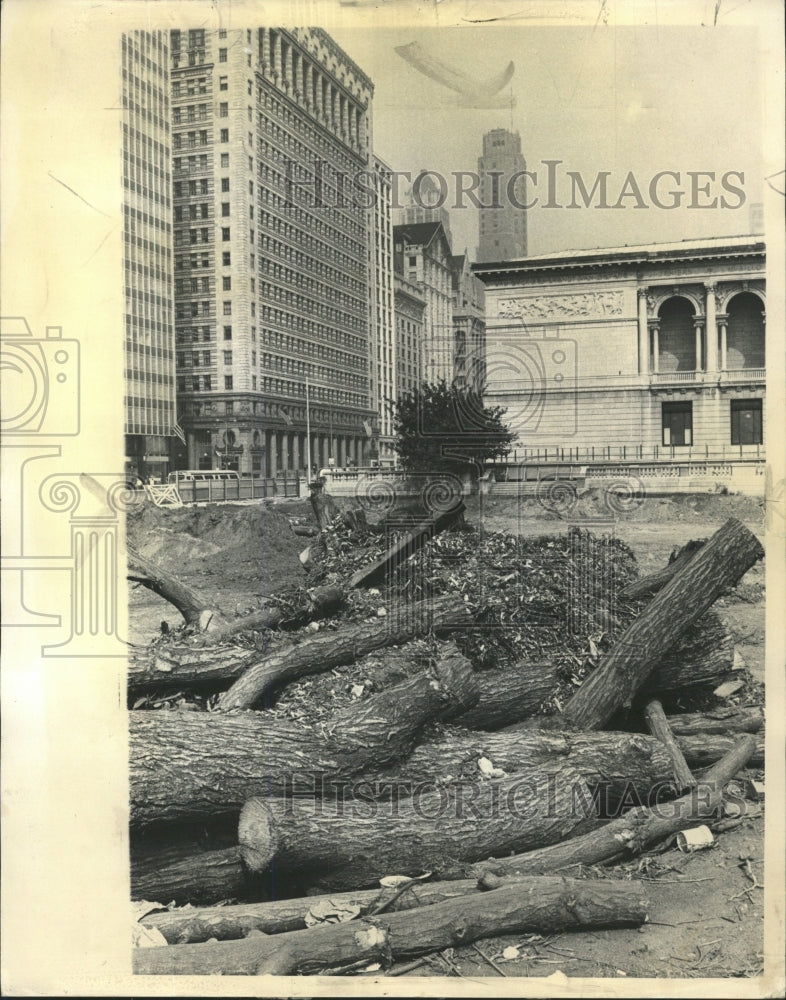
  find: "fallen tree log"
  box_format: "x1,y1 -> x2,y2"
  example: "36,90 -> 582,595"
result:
238,763 -> 593,892
677,732 -> 764,770
367,710 -> 760,805
131,844 -> 248,906
128,588 -> 346,693
128,645 -> 261,694
138,871 -> 593,943
456,661 -> 558,730
663,706 -> 763,737
644,610 -> 735,691
130,643 -> 479,828
619,539 -> 706,602
133,875 -> 649,975
347,501 -> 466,590
468,733 -> 758,880
560,519 -> 763,730
453,612 -> 733,732
217,593 -> 472,710
204,585 -> 345,645
644,699 -> 695,793
127,543 -> 226,630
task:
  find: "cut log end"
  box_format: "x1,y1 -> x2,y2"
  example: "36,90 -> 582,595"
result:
238,798 -> 277,874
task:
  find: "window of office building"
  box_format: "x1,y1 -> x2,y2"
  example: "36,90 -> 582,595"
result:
224,375 -> 233,390
662,401 -> 692,447
219,48 -> 227,62
220,129 -> 229,142
730,399 -> 763,445
221,153 -> 229,168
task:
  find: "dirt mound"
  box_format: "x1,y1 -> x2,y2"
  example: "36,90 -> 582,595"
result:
126,502 -> 306,599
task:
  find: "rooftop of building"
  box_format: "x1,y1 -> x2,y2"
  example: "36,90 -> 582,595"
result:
473,233 -> 766,274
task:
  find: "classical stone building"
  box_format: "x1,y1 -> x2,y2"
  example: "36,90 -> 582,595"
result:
121,30 -> 176,481
170,27 -> 377,475
450,253 -> 486,392
393,221 -> 454,385
474,235 -> 765,485
476,128 -> 528,264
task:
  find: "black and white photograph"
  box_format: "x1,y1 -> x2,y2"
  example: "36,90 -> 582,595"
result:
1,0 -> 784,994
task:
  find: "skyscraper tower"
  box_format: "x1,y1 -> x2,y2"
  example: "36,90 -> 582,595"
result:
476,128 -> 527,263
169,27 -> 377,475
121,30 -> 176,482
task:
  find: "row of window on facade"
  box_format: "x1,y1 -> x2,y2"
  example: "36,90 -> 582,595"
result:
662,400 -> 763,446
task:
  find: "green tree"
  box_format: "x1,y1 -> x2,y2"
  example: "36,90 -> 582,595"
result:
392,380 -> 515,475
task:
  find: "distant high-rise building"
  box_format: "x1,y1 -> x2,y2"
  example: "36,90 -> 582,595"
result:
370,155 -> 396,463
170,27 -> 376,475
121,30 -> 176,482
476,128 -> 527,263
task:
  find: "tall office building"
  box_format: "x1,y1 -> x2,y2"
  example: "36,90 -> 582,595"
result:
393,222 -> 454,385
371,155 -> 396,463
121,30 -> 176,481
170,27 -> 376,475
394,271 -> 426,398
476,128 -> 527,263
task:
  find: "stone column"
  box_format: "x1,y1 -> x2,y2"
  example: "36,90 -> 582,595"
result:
649,321 -> 660,374
718,314 -> 728,371
637,289 -> 649,374
267,430 -> 277,476
292,432 -> 301,473
694,319 -> 703,373
705,283 -> 718,372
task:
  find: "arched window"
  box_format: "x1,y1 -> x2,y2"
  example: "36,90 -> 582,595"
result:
658,297 -> 696,372
726,292 -> 764,370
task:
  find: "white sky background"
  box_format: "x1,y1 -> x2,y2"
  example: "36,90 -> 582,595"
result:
329,21 -> 766,256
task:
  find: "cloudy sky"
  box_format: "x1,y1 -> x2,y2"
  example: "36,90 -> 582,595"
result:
329,21 -> 767,256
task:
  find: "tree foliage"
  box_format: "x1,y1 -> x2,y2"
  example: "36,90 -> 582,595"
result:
392,380 -> 515,474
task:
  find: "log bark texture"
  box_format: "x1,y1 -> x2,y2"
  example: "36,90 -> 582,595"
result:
644,699 -> 695,792
455,661 -> 558,730
127,543 -> 226,629
452,612 -> 733,732
138,871 -> 583,943
347,501 -> 466,590
238,763 -> 592,892
468,733 -> 758,880
130,643 -> 479,828
645,610 -> 735,692
133,875 -> 649,975
217,593 -> 472,710
561,519 -> 763,730
663,706 -> 763,737
368,713 -> 758,804
128,644 -> 261,694
131,845 -> 248,905
204,585 -> 345,644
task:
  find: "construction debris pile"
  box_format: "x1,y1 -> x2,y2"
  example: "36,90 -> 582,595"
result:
128,490 -> 765,977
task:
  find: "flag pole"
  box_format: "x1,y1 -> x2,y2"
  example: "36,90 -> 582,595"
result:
305,377 -> 312,480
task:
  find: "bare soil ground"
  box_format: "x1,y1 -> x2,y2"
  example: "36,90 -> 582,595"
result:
127,490 -> 766,981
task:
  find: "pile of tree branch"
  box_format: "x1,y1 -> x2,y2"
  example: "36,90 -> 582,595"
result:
128,504 -> 764,976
